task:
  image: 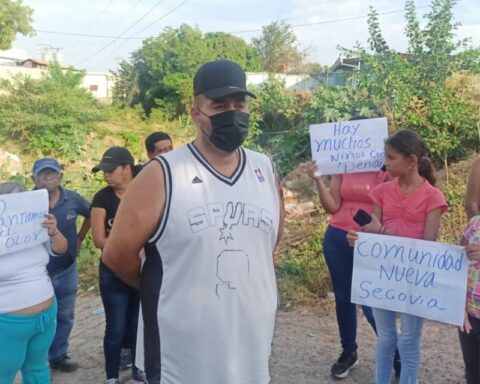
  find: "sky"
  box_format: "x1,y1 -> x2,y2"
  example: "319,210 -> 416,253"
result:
4,0 -> 480,73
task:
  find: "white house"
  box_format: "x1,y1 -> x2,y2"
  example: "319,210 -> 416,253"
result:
0,50 -> 113,103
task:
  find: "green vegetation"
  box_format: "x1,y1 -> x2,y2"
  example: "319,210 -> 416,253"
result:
0,64 -> 106,161
0,0 -> 479,302
0,0 -> 34,49
111,24 -> 262,117
252,20 -> 303,73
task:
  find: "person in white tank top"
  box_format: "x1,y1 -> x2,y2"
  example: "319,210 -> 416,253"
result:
102,59 -> 285,384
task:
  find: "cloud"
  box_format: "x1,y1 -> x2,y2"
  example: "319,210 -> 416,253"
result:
12,0 -> 480,72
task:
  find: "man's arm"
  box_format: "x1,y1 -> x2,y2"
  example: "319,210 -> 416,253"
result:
76,217 -> 91,255
102,161 -> 166,288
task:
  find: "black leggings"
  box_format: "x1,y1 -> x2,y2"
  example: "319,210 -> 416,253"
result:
459,314 -> 480,384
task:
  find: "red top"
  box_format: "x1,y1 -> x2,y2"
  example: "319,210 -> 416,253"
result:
369,178 -> 448,239
329,171 -> 389,231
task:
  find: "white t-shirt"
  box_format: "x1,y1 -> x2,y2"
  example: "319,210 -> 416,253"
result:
0,243 -> 54,313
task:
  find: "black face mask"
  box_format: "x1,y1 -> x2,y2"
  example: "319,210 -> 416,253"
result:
203,110 -> 250,153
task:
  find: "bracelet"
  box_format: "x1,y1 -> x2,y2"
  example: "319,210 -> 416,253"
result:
49,231 -> 59,237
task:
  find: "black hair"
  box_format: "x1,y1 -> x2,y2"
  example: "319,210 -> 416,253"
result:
145,132 -> 172,153
121,163 -> 143,178
0,182 -> 27,195
385,130 -> 436,185
348,115 -> 369,121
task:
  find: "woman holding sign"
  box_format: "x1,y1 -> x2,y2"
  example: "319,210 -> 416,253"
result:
307,116 -> 398,379
0,182 -> 68,384
347,130 -> 447,384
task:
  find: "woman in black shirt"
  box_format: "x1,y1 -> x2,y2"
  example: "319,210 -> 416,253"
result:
91,147 -> 143,384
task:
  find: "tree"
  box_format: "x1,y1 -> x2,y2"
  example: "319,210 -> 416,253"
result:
0,63 -> 105,157
0,0 -> 34,49
252,20 -> 303,73
204,32 -> 262,71
113,24 -> 262,117
349,0 -> 480,164
111,60 -> 139,107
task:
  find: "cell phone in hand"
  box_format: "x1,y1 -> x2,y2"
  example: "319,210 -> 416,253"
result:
353,209 -> 372,226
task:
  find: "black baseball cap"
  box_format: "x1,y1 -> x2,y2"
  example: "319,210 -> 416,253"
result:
92,147 -> 134,173
193,60 -> 256,100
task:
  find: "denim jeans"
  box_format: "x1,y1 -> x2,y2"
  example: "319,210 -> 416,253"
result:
48,262 -> 78,362
458,313 -> 480,384
323,225 -> 377,351
373,308 -> 423,384
99,261 -> 140,380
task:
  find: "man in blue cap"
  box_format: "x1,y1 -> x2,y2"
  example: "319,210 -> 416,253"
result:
32,158 -> 91,372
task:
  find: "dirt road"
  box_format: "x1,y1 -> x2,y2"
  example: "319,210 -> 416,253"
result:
39,294 -> 465,383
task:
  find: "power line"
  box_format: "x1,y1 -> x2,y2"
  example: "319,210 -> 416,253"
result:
229,6 -> 429,34
36,30 -> 140,40
91,0 -> 190,68
130,0 -> 189,37
74,0 -> 165,66
36,6 -> 427,41
116,0 -> 144,23
70,0 -> 115,47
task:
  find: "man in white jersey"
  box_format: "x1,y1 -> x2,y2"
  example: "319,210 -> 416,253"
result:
102,59 -> 285,384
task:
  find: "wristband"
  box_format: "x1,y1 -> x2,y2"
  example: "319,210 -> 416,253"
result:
49,231 -> 59,237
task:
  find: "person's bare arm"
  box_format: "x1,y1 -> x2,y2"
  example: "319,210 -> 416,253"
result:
422,207 -> 443,241
465,157 -> 480,219
76,217 -> 91,255
42,213 -> 68,254
102,161 -> 166,288
306,161 -> 342,214
91,208 -> 107,250
347,204 -> 383,245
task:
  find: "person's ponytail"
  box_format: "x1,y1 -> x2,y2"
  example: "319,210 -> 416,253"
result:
418,156 -> 436,186
132,164 -> 143,177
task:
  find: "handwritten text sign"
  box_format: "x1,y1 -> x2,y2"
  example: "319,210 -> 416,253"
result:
351,233 -> 467,326
309,117 -> 388,175
0,189 -> 49,255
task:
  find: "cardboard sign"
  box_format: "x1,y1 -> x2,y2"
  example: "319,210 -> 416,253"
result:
0,189 -> 49,255
309,117 -> 388,175
351,233 -> 468,326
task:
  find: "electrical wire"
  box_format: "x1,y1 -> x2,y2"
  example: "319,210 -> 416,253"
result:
74,0 -> 165,66
70,0 -> 115,47
90,0 -> 190,68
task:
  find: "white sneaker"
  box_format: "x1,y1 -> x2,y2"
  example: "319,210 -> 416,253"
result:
105,379 -> 119,384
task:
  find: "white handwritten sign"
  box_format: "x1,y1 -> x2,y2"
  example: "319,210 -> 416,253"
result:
309,117 -> 388,175
0,189 -> 49,255
351,233 -> 468,326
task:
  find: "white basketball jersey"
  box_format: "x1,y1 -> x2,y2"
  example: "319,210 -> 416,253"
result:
138,143 -> 280,384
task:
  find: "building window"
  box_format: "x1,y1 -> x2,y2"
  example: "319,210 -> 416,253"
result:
90,85 -> 98,92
